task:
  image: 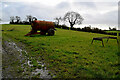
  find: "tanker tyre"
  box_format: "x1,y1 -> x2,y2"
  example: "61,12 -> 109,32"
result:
48,29 -> 55,36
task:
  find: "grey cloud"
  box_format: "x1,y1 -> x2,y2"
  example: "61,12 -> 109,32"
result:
95,2 -> 117,7
74,2 -> 96,8
2,2 -> 28,21
72,2 -> 117,24
2,2 -> 71,22
99,10 -> 118,24
2,2 -> 53,21
56,2 -> 70,9
85,10 -> 118,24
1,1 -> 118,26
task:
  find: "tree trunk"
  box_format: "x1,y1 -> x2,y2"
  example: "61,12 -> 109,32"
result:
57,20 -> 59,25
70,23 -> 74,29
12,20 -> 14,23
29,18 -> 32,24
17,20 -> 19,23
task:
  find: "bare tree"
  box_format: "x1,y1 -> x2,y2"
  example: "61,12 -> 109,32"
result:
15,16 -> 21,23
63,11 -> 84,29
10,16 -> 15,23
26,15 -> 33,23
54,17 -> 62,25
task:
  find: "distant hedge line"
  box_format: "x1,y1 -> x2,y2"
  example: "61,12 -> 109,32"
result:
55,24 -> 118,36
10,22 -> 31,25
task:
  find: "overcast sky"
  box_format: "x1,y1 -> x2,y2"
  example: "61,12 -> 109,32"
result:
0,0 -> 119,26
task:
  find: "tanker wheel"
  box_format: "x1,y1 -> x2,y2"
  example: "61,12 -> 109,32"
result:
48,29 -> 55,36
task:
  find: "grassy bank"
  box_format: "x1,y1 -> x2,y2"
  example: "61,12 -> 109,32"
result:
2,24 -> 119,78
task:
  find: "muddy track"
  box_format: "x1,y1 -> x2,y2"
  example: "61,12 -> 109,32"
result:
2,41 -> 29,78
2,40 -> 54,79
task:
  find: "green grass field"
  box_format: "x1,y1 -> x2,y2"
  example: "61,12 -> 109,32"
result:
2,24 -> 120,78
106,30 -> 120,33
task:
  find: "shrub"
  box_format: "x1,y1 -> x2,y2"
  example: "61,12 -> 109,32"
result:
61,25 -> 69,30
71,27 -> 77,30
82,27 -> 92,32
76,28 -> 82,31
54,24 -> 62,28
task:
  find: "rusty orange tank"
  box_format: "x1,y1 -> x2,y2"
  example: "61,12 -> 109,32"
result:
25,20 -> 56,36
